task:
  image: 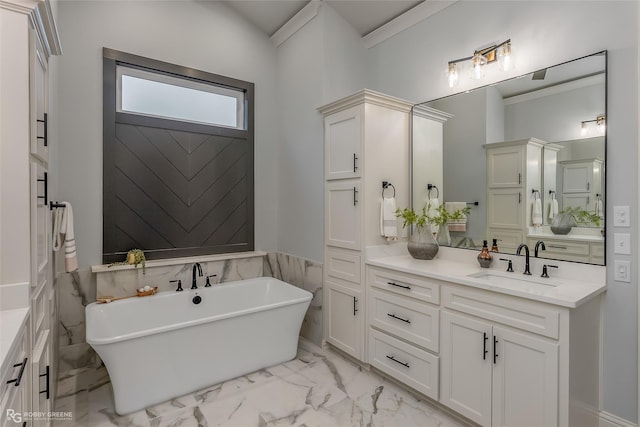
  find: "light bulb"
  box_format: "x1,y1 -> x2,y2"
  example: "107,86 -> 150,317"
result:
472,52 -> 484,80
580,122 -> 588,136
498,42 -> 513,71
448,63 -> 459,88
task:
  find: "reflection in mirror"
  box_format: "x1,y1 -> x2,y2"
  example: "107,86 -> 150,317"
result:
411,51 -> 606,265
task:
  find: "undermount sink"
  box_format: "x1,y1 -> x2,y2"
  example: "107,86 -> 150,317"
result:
467,271 -> 558,288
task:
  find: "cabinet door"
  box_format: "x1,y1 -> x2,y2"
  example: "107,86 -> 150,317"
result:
30,28 -> 49,163
326,181 -> 361,250
31,330 -> 52,427
562,193 -> 591,212
31,161 -> 50,288
440,311 -> 492,426
562,163 -> 590,193
487,189 -> 523,229
325,281 -> 362,359
325,106 -> 362,180
487,146 -> 524,188
492,326 -> 558,427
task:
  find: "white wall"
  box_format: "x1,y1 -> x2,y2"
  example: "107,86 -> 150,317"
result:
50,0 -> 279,268
369,1 -> 639,422
276,3 -> 367,262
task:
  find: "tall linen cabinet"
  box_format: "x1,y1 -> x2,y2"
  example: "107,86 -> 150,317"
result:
318,90 -> 411,361
0,1 -> 61,425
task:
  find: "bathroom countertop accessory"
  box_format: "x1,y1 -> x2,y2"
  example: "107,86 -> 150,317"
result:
477,240 -> 493,268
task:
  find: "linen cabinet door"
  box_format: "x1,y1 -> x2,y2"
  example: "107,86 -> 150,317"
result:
487,145 -> 524,188
31,330 -> 52,427
325,281 -> 362,360
491,326 -> 558,427
440,311 -> 492,427
324,106 -> 361,180
325,181 -> 361,250
31,161 -> 50,289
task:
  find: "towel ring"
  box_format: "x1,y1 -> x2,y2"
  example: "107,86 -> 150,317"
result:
427,184 -> 439,199
382,181 -> 395,198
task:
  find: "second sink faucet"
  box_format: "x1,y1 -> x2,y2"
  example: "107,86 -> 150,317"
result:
192,262 -> 203,289
516,244 -> 531,275
534,240 -> 546,257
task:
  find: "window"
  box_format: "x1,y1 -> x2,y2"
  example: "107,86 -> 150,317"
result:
117,66 -> 246,129
103,48 -> 254,263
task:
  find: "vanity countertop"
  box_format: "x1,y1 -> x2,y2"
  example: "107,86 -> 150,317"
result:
527,231 -> 604,243
367,255 -> 606,308
0,308 -> 29,376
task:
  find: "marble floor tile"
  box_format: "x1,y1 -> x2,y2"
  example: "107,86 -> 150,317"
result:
55,340 -> 471,427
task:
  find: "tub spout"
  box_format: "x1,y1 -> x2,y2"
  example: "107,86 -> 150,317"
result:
192,263 -> 203,289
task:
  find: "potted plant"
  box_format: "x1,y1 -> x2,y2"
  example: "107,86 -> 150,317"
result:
551,206 -> 601,235
395,205 -> 439,260
108,248 -> 147,274
428,203 -> 471,245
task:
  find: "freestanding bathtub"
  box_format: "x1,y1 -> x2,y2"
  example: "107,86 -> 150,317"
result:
86,277 -> 312,415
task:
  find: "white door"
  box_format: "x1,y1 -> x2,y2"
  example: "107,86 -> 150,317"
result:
325,281 -> 362,359
487,146 -> 524,188
31,161 -> 50,288
440,311 -> 493,426
30,28 -> 49,163
487,189 -> 523,229
325,106 -> 362,180
31,330 -> 52,427
326,181 -> 361,250
562,163 -> 591,193
491,325 -> 559,427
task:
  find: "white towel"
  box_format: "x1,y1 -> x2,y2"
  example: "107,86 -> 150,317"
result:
444,202 -> 468,232
380,197 -> 398,241
52,201 -> 78,272
548,198 -> 559,220
532,195 -> 543,226
595,198 -> 603,217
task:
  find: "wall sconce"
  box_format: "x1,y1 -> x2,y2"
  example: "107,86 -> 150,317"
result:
447,39 -> 512,88
580,115 -> 606,136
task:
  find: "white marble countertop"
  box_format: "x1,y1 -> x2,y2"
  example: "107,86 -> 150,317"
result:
92,251 -> 268,273
367,254 -> 606,308
1,308 -> 29,377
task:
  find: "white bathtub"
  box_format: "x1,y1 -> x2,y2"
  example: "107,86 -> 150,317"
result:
86,277 -> 312,415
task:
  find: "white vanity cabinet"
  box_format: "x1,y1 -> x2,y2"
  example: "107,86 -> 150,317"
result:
1,322 -> 31,427
486,139 -> 543,253
319,90 -> 411,361
440,284 -> 601,427
366,266 -> 440,400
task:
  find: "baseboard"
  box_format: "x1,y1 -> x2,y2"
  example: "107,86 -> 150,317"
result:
600,411 -> 637,427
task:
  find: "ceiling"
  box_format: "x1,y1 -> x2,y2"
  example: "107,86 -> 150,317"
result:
223,0 -> 423,37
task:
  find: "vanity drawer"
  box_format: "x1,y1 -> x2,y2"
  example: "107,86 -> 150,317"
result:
367,266 -> 440,304
488,228 -> 523,253
544,240 -> 589,256
326,249 -> 361,285
590,242 -> 605,264
442,285 -> 560,339
369,289 -> 439,352
369,328 -> 438,400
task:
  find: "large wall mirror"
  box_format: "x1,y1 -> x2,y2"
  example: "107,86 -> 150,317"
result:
411,51 -> 606,265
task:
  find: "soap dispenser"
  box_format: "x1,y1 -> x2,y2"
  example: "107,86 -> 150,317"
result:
477,240 -> 493,268
490,238 -> 499,253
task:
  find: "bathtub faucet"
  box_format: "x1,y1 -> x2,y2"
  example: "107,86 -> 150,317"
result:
192,263 -> 203,289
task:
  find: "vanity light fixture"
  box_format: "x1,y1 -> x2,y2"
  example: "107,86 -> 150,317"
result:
580,114 -> 606,136
447,39 -> 512,88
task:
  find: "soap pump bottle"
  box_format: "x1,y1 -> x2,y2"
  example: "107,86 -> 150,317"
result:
490,238 -> 499,253
477,240 -> 493,268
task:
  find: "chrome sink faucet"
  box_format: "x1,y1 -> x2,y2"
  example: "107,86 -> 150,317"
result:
192,262 -> 203,289
516,244 -> 532,275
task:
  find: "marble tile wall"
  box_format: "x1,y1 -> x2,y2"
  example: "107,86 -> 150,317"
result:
263,253 -> 323,347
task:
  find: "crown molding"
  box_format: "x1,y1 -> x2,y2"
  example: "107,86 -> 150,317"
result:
504,73 -> 605,106
363,0 -> 457,49
317,89 -> 413,116
1,0 -> 62,57
271,0 -> 321,47
412,104 -> 453,123
0,0 -> 38,14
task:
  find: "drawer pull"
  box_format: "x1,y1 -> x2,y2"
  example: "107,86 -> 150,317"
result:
353,153 -> 358,172
353,187 -> 359,206
387,281 -> 411,290
386,355 -> 410,368
353,297 -> 358,316
547,245 -> 568,250
6,357 -> 28,386
387,313 -> 411,324
493,336 -> 499,364
40,365 -> 50,400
